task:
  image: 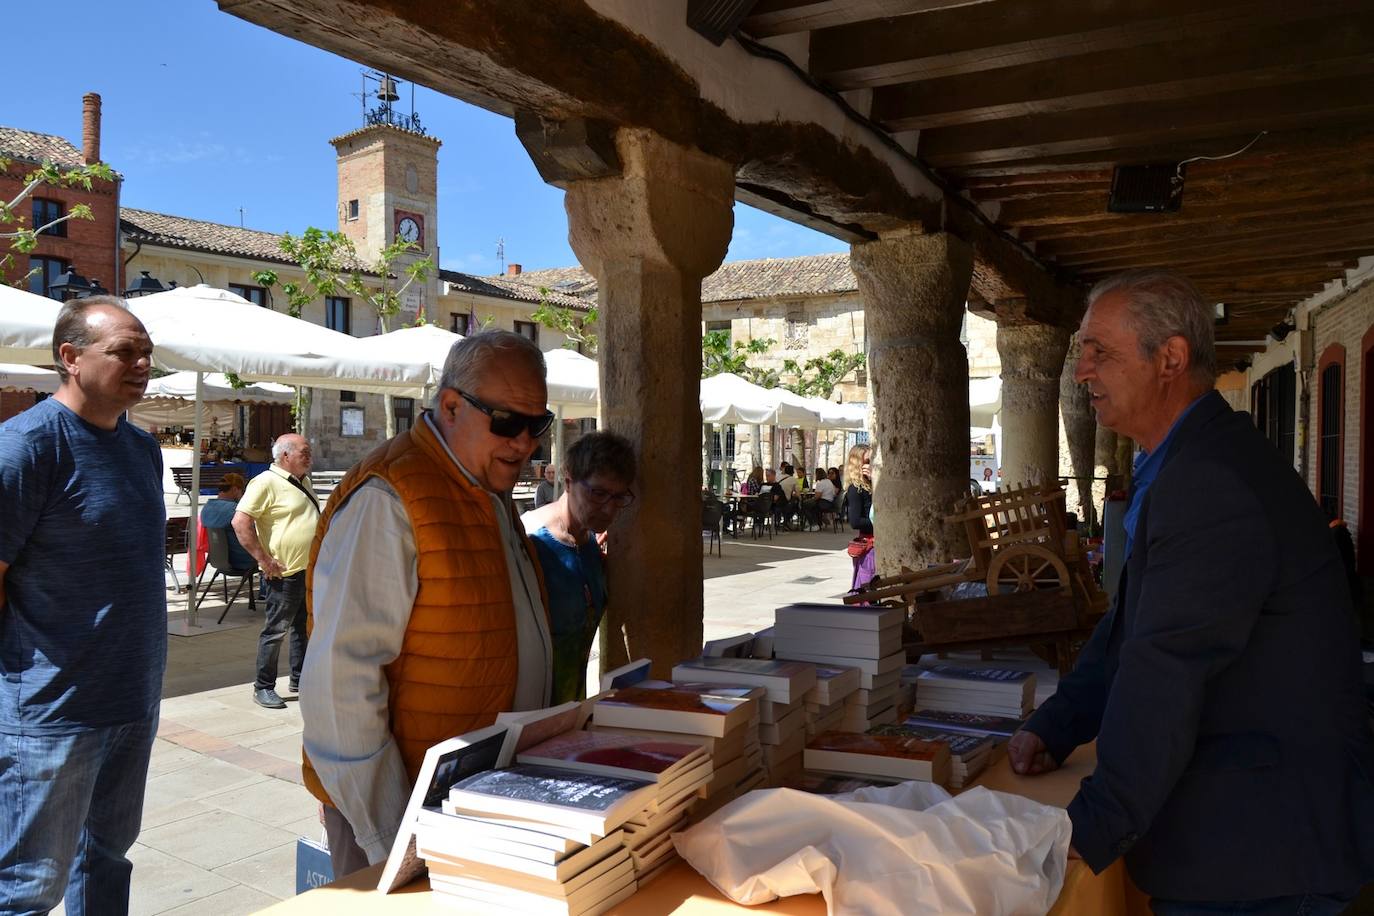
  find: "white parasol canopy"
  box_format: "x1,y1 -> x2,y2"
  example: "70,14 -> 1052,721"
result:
0,285 -> 61,364
542,347 -> 599,419
701,373 -> 822,427
143,371 -> 294,404
970,376 -> 1002,427
0,363 -> 60,394
128,285 -> 431,392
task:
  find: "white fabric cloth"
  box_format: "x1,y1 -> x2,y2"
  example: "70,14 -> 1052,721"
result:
673,781 -> 1070,916
302,414 -> 551,864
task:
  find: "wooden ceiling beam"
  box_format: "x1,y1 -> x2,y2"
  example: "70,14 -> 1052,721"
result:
739,0 -> 990,38
919,76 -> 1374,168
872,14 -> 1374,131
1011,196 -> 1374,241
1053,229 -> 1374,271
808,0 -> 1359,89
1034,213 -> 1374,259
1074,250 -> 1370,281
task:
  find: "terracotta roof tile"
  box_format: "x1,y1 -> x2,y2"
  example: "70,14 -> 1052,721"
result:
506,253 -> 858,304
439,269 -> 593,312
120,208 -> 306,265
0,127 -> 85,169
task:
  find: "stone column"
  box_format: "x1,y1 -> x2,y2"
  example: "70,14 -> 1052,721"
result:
564,128 -> 734,677
850,231 -> 973,575
1059,333 -> 1097,531
1094,426 -> 1119,532
996,318 -> 1071,488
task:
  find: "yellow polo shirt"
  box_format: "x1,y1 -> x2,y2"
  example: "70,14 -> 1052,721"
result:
237,465 -> 320,576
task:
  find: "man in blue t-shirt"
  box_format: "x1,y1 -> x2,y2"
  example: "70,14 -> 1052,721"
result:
0,297 -> 166,914
200,473 -> 255,570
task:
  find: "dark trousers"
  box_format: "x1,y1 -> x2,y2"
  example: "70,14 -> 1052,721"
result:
1150,892 -> 1354,915
255,571 -> 307,690
322,805 -> 371,879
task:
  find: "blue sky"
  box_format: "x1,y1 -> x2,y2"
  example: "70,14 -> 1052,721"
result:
2,1 -> 845,275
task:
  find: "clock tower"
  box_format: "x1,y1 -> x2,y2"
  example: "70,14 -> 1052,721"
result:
331,104 -> 441,324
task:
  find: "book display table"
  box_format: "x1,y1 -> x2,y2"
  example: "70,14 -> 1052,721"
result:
259,744 -> 1150,916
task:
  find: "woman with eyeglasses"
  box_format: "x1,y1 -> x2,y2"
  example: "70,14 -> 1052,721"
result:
520,431 -> 637,704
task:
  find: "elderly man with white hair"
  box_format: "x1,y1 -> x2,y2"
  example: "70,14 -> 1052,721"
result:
233,432 -> 319,709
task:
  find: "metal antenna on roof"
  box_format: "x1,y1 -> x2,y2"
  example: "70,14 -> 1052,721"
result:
497,237 -> 505,274
238,207 -> 244,228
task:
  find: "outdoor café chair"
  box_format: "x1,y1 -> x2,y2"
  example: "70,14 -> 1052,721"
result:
194,526 -> 260,624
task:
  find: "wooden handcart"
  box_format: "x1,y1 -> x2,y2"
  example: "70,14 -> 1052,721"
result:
843,483 -> 1108,674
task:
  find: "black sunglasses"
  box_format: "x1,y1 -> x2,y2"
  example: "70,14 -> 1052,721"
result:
458,390 -> 556,439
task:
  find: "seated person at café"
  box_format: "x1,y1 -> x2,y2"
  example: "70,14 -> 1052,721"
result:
522,432 -> 637,704
199,472 -> 255,570
742,465 -> 764,495
533,463 -> 557,508
814,467 -> 838,503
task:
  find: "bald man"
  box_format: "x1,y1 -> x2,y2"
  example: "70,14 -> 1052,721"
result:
234,432 -> 319,709
0,297 -> 164,913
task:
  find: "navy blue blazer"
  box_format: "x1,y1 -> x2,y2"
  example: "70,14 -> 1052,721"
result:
1025,390 -> 1374,901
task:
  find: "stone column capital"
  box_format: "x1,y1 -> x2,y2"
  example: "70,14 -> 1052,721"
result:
997,322 -> 1072,382
565,128 -> 735,282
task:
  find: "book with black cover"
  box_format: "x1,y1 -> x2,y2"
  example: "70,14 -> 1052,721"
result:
903,708 -> 1025,738
447,764 -> 656,834
377,722 -> 509,894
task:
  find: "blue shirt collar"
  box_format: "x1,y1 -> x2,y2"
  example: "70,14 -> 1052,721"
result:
1123,393 -> 1210,558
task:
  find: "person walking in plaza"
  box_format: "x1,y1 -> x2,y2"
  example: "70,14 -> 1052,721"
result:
233,433 -> 319,709
301,330 -> 554,877
0,297 -> 164,915
522,432 -> 637,704
1008,270 -> 1374,913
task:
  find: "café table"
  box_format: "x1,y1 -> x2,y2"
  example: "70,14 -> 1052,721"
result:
259,744 -> 1150,915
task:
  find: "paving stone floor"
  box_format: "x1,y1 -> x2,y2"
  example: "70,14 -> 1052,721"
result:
90,511 -> 1058,914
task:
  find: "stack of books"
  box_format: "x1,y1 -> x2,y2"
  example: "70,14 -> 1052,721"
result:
913,665 -> 1036,719
515,730 -> 712,885
869,721 -> 995,788
671,656 -> 817,786
901,707 -> 1026,743
750,626 -> 775,659
771,603 -> 906,731
803,664 -> 861,738
802,730 -> 952,787
702,631 -> 754,658
423,763 -> 652,913
590,679 -> 765,826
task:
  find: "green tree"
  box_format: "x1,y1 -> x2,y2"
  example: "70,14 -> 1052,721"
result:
252,228 -> 434,438
1,159 -> 116,287
780,349 -> 866,399
701,330 -> 778,387
531,291 -> 598,356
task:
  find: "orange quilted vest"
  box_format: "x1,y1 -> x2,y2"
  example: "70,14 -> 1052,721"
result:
301,415 -> 548,806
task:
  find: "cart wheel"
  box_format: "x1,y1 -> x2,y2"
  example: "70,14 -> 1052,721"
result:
986,544 -> 1070,595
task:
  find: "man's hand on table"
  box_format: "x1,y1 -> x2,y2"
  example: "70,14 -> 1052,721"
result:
1008,729 -> 1059,775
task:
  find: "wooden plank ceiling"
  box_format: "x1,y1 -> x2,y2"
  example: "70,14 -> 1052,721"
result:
741,0 -> 1374,354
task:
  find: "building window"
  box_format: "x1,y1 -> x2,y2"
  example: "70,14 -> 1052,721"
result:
32,198 -> 65,237
326,296 -> 351,334
784,317 -> 809,351
229,283 -> 268,307
1317,345 -> 1345,518
394,397 -> 415,434
1249,363 -> 1295,465
28,256 -> 68,300
339,390 -> 356,403
514,320 -> 539,344
347,199 -> 359,221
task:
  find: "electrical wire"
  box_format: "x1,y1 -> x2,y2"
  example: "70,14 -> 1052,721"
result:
1175,131 -> 1268,181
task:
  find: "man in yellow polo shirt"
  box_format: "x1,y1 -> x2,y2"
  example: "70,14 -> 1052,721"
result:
233,433 -> 320,709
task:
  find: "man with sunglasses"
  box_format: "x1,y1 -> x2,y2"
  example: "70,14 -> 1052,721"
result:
300,330 -> 556,877
521,432 -> 637,704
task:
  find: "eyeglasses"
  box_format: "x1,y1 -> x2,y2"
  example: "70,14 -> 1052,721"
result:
458,390 -> 556,439
576,480 -> 635,508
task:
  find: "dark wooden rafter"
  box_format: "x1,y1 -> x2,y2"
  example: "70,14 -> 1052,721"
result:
741,0 -> 991,38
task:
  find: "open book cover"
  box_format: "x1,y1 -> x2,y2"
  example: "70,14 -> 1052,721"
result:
376,722 -> 509,894
496,700 -> 592,766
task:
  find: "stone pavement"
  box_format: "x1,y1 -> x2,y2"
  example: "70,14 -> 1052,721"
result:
99,522 -> 1058,914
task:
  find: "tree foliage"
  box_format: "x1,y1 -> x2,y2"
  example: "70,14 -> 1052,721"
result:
780,350 -> 867,399
0,158 -> 116,287
701,330 -> 778,387
531,291 -> 598,356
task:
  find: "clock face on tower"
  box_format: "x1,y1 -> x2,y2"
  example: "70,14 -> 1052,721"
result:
395,211 -> 423,247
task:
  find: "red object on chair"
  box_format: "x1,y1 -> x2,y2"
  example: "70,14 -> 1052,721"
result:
186,517 -> 209,579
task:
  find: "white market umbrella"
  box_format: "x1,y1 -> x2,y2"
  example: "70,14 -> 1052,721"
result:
143,371 -> 294,404
804,396 -> 866,430
0,363 -> 60,394
970,376 -> 1002,427
543,347 -> 599,420
700,373 -> 815,426
348,323 -> 464,398
0,285 -> 61,364
128,285 -> 431,391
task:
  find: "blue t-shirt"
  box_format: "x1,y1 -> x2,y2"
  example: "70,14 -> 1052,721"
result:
529,528 -> 607,704
1123,394 -> 1209,559
0,398 -> 167,731
200,498 -> 255,570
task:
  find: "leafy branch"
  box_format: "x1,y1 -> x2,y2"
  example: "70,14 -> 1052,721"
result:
531,289 -> 598,356
0,158 -> 115,287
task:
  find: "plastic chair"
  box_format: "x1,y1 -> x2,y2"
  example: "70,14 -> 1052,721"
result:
701,498 -> 724,557
194,526 -> 260,623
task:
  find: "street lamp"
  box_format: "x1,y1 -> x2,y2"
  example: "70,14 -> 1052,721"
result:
86,278 -> 109,297
48,268 -> 91,301
123,270 -> 167,298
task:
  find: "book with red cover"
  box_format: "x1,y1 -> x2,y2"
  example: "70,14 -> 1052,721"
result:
803,730 -> 952,784
592,686 -> 755,737
517,730 -> 708,786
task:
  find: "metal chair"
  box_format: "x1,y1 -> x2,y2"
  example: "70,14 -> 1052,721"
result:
164,516 -> 188,591
830,490 -> 846,532
701,498 -> 724,557
194,526 -> 260,624
746,494 -> 775,540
